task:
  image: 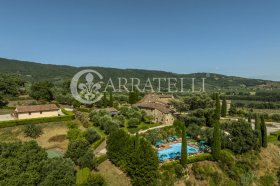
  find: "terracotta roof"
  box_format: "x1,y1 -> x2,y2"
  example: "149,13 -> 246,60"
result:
15,104 -> 59,113
134,102 -> 171,114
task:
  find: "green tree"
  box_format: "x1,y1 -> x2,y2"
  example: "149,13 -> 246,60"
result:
221,97 -> 227,117
127,118 -> 140,128
109,91 -> 113,107
65,139 -> 93,167
40,158 -> 76,186
84,128 -> 101,144
30,81 -> 54,101
215,93 -> 221,120
0,95 -> 7,108
103,92 -> 107,108
212,120 -> 221,160
24,124 -> 43,138
255,114 -> 262,147
260,116 -> 268,148
222,120 -> 258,154
173,119 -> 187,166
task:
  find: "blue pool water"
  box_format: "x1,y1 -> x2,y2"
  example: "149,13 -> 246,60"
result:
158,143 -> 199,161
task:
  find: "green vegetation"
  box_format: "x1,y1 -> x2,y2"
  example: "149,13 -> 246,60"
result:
221,97 -> 227,117
24,124 -> 43,138
0,114 -> 75,128
260,116 -> 268,148
212,120 -> 221,160
0,141 -> 75,185
107,130 -> 159,186
222,120 -> 258,153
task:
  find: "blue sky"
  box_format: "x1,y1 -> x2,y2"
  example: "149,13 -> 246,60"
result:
0,0 -> 279,80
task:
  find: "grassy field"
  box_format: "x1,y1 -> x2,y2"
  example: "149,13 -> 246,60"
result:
96,160 -> 131,186
0,121 -> 70,150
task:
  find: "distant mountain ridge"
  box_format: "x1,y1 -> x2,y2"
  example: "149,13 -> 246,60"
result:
0,57 -> 279,90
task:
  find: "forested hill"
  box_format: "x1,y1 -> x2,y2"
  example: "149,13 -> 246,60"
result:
0,57 -> 279,90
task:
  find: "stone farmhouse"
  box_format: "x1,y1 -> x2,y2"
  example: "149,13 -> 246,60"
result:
134,94 -> 175,125
13,104 -> 60,120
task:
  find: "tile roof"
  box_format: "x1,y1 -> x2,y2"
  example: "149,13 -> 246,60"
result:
15,104 -> 59,113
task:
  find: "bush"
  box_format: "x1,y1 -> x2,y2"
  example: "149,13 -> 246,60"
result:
99,115 -> 112,130
175,164 -> 185,178
0,115 -> 74,128
192,162 -> 217,180
24,124 -> 43,138
258,174 -> 275,186
186,153 -> 213,164
84,128 -> 101,144
84,173 -> 106,186
127,118 -> 140,128
67,121 -> 79,129
103,120 -> 119,134
114,115 -> 125,127
96,154 -> 108,165
67,128 -> 83,141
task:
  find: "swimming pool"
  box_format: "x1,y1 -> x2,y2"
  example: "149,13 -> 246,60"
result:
158,143 -> 199,161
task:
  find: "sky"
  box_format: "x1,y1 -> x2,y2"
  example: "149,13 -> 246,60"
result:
0,0 -> 279,80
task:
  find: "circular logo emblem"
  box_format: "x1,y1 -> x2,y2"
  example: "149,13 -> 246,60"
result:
70,69 -> 103,104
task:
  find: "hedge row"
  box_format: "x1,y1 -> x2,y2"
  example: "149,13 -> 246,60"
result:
61,108 -> 74,116
160,153 -> 213,169
92,136 -> 105,149
96,154 -> 108,165
268,130 -> 280,142
77,108 -> 91,113
0,115 -> 75,128
186,153 -> 213,164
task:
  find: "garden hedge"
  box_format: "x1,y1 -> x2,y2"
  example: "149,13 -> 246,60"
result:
0,115 -> 75,128
268,130 -> 280,142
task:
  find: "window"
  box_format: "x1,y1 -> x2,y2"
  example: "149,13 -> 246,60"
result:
29,112 -> 31,115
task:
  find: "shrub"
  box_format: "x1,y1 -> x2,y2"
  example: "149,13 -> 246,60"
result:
67,121 -> 79,129
114,115 -> 125,127
186,153 -> 213,164
192,163 -> 217,180
0,115 -> 74,128
103,120 -> 119,134
127,118 -> 140,128
67,128 -> 83,141
78,149 -> 97,170
24,124 -> 43,138
84,173 -> 106,186
84,128 -> 101,144
258,174 -> 275,186
98,115 -> 112,130
175,164 -> 185,178
96,154 -> 108,165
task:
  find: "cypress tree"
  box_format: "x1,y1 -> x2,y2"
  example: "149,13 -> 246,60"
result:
109,91 -> 113,107
212,120 -> 221,160
260,116 -> 268,148
180,124 -> 187,167
103,92 -> 107,108
221,97 -> 227,117
215,93 -> 221,120
255,114 -> 262,147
